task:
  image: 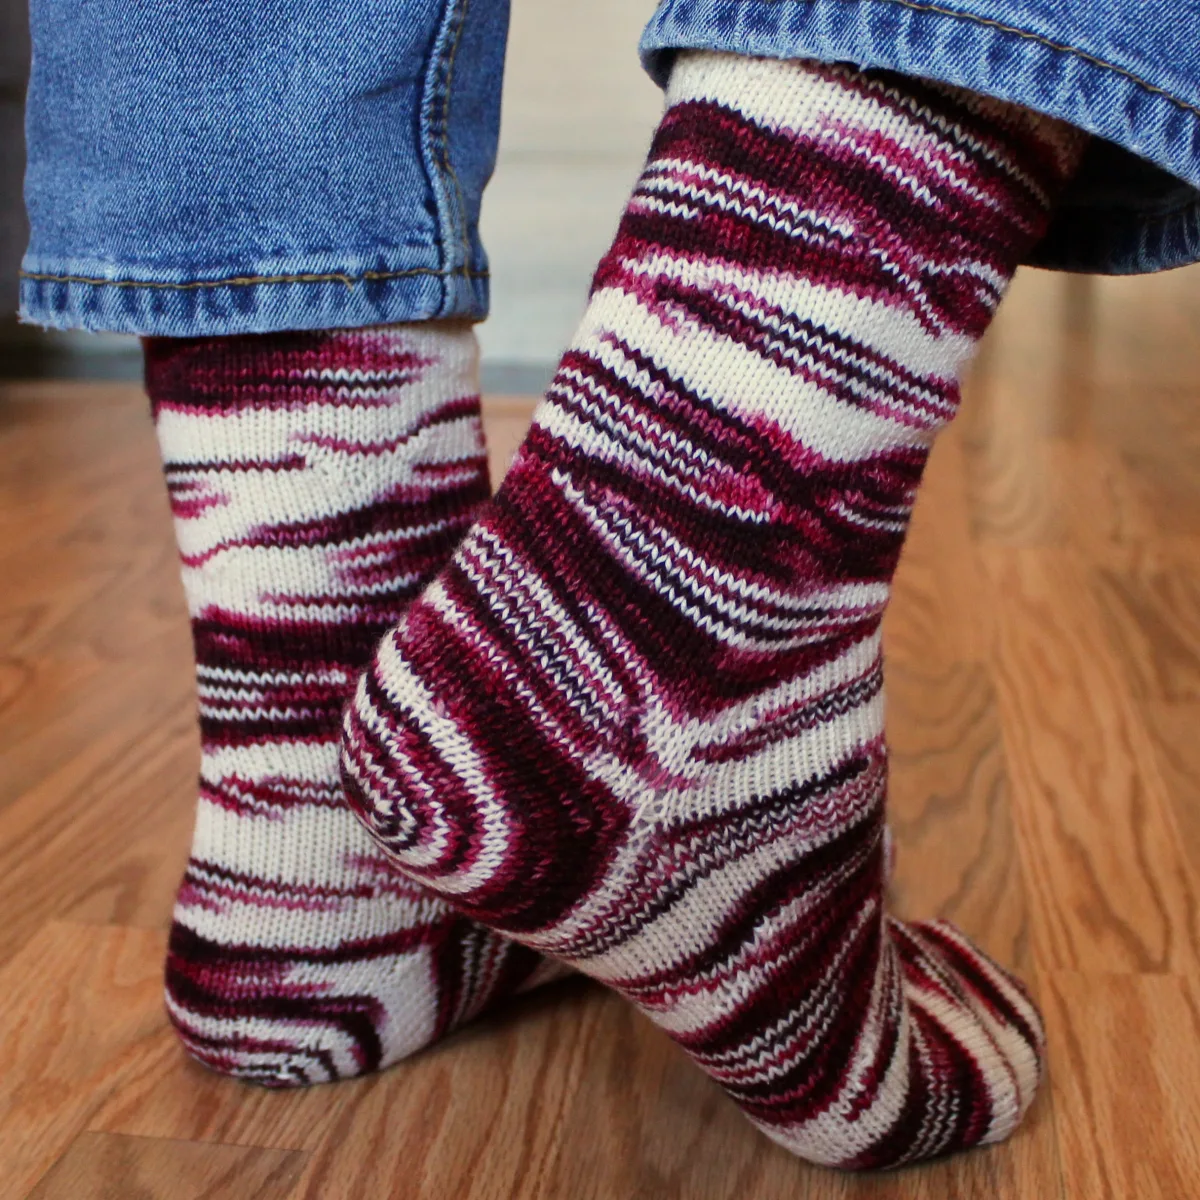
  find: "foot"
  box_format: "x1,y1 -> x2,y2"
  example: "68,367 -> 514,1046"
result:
341,54 -> 1083,1161
150,323 -> 551,1085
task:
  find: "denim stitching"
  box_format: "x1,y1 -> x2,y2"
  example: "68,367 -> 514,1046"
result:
438,0 -> 476,271
817,0 -> 1200,121
18,265 -> 488,291
418,0 -> 476,306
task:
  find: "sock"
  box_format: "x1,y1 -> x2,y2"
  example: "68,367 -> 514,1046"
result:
149,322 -> 551,1087
341,54 -> 1086,1166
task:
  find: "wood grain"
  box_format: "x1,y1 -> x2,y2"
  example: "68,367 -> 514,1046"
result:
982,547 -> 1200,976
484,397 -> 541,489
26,1133 -> 303,1200
0,923 -> 173,1200
88,1032 -> 346,1154
1042,972 -> 1200,1200
885,428 -> 994,667
0,703 -> 195,960
961,377 -> 1064,546
1139,701 -> 1200,887
4,260 -> 1200,1196
293,982 -> 603,1200
1092,566 -> 1200,702
886,661 -> 1034,974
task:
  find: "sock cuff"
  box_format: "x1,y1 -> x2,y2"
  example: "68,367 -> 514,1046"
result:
143,321 -> 480,417
663,49 -> 1086,203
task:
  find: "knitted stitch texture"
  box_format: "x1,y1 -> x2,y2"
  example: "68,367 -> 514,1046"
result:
341,54 -> 1086,1166
148,324 -> 550,1087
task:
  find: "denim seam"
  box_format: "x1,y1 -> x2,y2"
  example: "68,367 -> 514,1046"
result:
809,0 -> 1200,121
439,0 -> 475,272
419,0 -> 475,309
17,265 -> 488,291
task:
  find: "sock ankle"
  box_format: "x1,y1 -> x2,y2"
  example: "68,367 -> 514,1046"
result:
342,54 -> 1085,1164
149,322 -> 548,1086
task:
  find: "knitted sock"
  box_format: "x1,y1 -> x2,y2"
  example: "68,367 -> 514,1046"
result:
345,54 -> 1089,1161
149,323 -> 551,1087
341,55 -> 1085,1166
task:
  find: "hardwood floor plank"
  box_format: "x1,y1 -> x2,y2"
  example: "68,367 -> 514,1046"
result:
290,982 -> 599,1200
26,1132 -> 303,1200
885,429 -> 994,668
1049,440 -> 1163,562
1092,566 -> 1200,702
982,547 -> 1200,975
483,397 -> 538,488
1042,972 -> 1200,1199
0,923 -> 173,1200
0,384 -> 194,835
1139,701 -> 1200,884
1087,268 -> 1200,395
886,662 -> 1035,975
0,700 -> 195,963
88,1046 -> 348,1154
0,653 -> 191,822
960,378 -> 1064,546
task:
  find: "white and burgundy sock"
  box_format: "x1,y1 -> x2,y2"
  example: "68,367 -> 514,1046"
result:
148,322 -> 551,1087
341,54 -> 1086,1166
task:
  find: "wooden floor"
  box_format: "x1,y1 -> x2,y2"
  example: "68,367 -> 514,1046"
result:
3,266 -> 1200,1198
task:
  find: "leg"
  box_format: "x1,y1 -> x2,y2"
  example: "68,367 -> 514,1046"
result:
22,0 -> 557,1083
151,324 -> 552,1084
342,52 -> 1087,1162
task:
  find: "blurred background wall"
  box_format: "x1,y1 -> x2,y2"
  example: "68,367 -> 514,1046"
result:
479,0 -> 662,390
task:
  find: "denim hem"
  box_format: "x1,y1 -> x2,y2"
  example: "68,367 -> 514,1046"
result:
18,258 -> 490,337
641,0 -> 1200,274
21,0 -> 510,337
1032,191 -> 1200,275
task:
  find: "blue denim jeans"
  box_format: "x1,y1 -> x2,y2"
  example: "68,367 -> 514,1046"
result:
22,0 -> 511,335
21,0 -> 1200,337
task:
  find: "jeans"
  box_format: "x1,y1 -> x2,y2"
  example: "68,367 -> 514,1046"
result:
21,0 -> 1200,337
21,0 -> 510,335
